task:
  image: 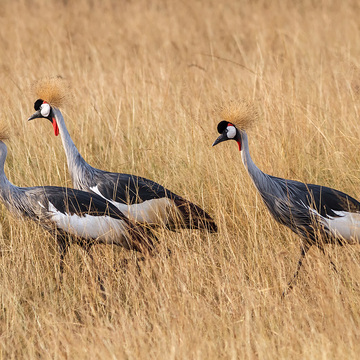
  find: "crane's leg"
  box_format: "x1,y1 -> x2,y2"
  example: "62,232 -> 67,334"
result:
135,255 -> 146,273
329,259 -> 338,274
57,238 -> 69,285
117,254 -> 145,274
317,244 -> 339,274
282,243 -> 311,298
80,243 -> 106,296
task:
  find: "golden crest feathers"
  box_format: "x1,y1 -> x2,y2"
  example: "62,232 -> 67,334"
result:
0,125 -> 10,142
218,99 -> 258,130
32,76 -> 69,108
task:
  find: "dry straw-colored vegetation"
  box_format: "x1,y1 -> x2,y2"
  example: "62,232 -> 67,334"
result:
1,0 -> 360,358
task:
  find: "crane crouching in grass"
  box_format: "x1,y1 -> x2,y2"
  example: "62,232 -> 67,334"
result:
212,100 -> 360,296
27,78 -> 217,234
0,128 -> 156,290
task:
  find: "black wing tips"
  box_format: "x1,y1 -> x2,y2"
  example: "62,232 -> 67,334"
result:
173,198 -> 218,233
122,218 -> 157,254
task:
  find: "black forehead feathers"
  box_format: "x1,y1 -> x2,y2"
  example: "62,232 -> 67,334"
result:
34,99 -> 44,111
217,120 -> 234,133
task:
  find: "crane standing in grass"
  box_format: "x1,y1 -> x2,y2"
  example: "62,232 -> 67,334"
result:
0,128 -> 156,287
28,78 -> 217,234
212,100 -> 360,295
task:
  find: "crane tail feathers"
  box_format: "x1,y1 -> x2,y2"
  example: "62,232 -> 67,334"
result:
172,198 -> 218,233
124,220 -> 157,254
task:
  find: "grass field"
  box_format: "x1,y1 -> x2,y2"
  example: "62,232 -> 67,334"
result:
1,0 -> 360,358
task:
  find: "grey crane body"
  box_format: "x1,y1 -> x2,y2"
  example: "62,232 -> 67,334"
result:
214,121 -> 360,293
239,130 -> 360,245
29,102 -> 217,232
0,140 -> 155,281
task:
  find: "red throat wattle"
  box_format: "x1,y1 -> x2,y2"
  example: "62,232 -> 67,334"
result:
52,117 -> 59,136
237,140 -> 241,151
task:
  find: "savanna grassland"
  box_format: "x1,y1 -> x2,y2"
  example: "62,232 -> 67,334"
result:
1,0 -> 360,358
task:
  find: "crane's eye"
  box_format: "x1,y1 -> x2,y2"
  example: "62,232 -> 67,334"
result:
226,125 -> 236,139
40,103 -> 51,117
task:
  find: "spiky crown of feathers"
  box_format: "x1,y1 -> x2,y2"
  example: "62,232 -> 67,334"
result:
218,100 -> 258,131
0,125 -> 10,142
32,77 -> 69,108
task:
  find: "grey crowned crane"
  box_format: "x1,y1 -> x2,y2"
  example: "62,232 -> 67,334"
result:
212,100 -> 360,295
0,129 -> 155,285
28,78 -> 217,233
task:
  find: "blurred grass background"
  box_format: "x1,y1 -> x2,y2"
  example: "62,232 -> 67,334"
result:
0,0 -> 360,358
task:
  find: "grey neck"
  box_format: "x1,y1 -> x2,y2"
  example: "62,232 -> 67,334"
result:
52,108 -> 94,184
239,130 -> 273,193
0,142 -> 18,204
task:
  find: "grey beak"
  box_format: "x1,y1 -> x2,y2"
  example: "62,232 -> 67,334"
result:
28,110 -> 42,121
212,133 -> 227,147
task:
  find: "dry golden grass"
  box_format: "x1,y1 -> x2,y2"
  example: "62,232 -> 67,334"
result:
1,0 -> 360,358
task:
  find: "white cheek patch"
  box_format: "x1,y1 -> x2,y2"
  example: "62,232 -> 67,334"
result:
227,125 -> 236,139
40,103 -> 51,117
